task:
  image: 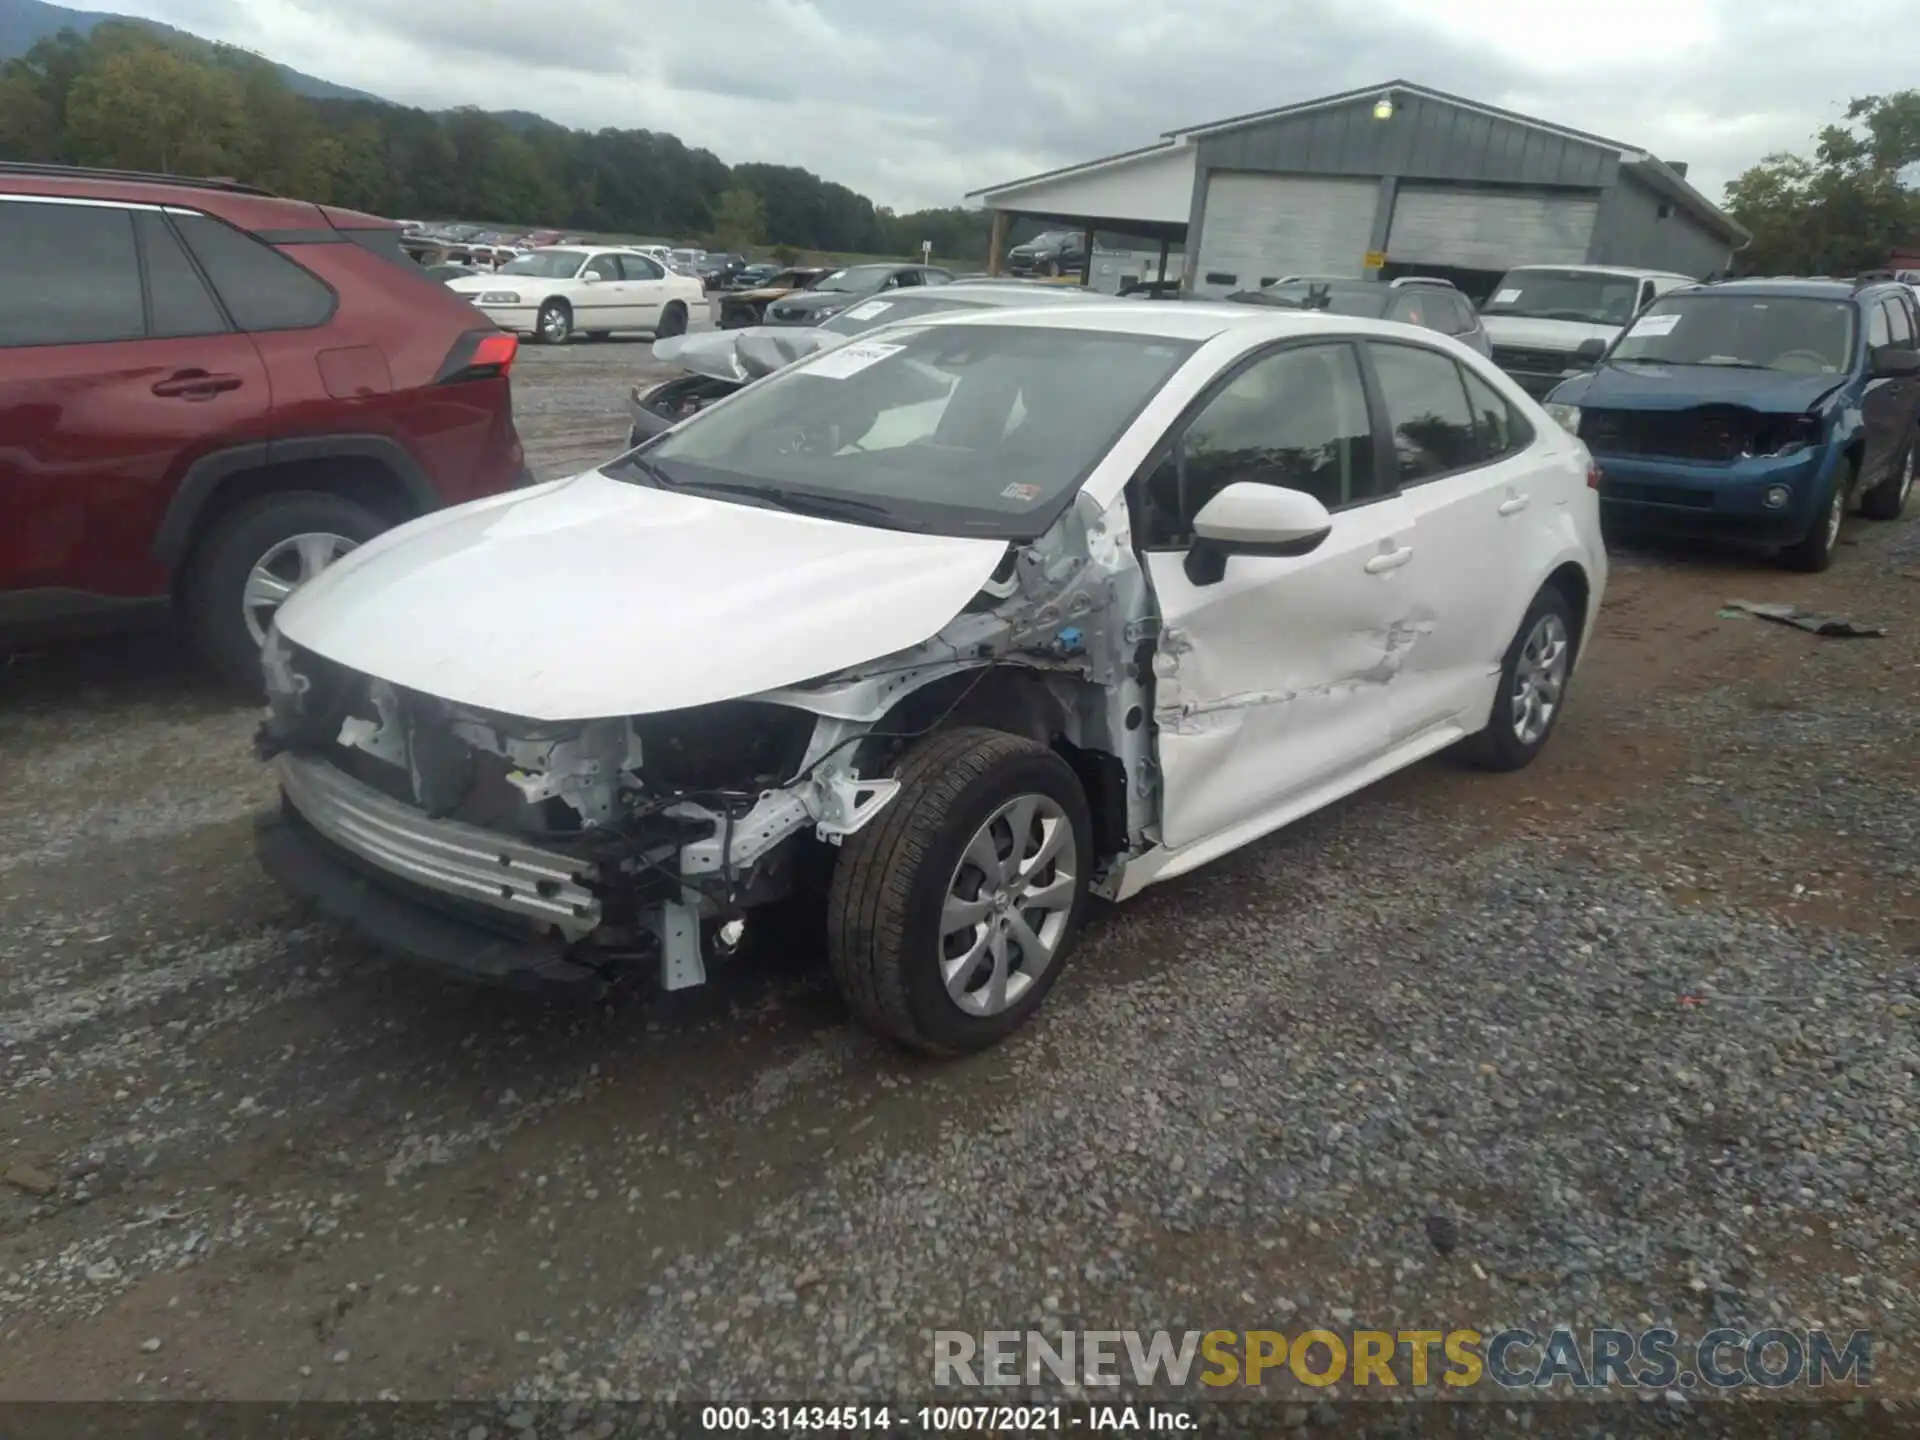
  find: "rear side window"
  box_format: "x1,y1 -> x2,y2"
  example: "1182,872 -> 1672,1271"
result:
0,200 -> 144,347
1368,342 -> 1480,483
172,213 -> 335,331
618,254 -> 664,281
136,213 -> 226,338
1868,301 -> 1893,349
1880,297 -> 1914,349
1461,365 -> 1533,462
343,228 -> 412,267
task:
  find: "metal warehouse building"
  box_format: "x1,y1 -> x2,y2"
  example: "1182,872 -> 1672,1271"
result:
970,80 -> 1749,299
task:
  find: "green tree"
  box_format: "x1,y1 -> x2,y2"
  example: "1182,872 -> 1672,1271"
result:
1725,91 -> 1920,275
64,46 -> 247,175
711,186 -> 765,250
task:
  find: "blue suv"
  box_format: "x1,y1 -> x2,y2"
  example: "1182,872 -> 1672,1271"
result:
1543,277 -> 1920,569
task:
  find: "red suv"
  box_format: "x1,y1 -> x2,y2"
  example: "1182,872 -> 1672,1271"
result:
0,163 -> 529,686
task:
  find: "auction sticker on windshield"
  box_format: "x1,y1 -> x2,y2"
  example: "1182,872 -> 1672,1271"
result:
803,341 -> 904,378
845,300 -> 893,320
1627,313 -> 1683,338
1492,288 -> 1523,304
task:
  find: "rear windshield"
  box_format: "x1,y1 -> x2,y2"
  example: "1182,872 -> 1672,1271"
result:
609,324 -> 1196,539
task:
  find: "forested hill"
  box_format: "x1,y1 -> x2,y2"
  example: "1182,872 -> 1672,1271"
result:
0,16 -> 1000,258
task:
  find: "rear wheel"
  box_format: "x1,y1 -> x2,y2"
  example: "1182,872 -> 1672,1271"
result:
534,299 -> 572,345
657,301 -> 688,338
1465,586 -> 1576,773
184,490 -> 385,692
1861,435 -> 1914,521
827,727 -> 1092,1056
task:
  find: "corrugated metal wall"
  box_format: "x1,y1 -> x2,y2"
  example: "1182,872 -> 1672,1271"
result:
1585,171 -> 1736,277
1195,92 -> 1621,189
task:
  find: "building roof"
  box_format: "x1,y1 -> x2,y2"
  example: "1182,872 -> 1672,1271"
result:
970,79 -> 1747,247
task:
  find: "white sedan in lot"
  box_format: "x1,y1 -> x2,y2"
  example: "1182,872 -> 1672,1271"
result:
447,246 -> 705,344
254,302 -> 1606,1054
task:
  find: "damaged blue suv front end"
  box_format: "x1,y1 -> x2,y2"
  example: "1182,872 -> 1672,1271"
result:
1543,279 -> 1920,564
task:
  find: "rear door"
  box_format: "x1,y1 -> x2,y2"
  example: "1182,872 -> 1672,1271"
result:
1372,341 -> 1551,741
1863,295 -> 1920,486
0,196 -> 270,610
617,253 -> 670,328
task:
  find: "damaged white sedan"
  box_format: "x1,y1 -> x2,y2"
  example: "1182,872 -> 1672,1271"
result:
254,303 -> 1606,1054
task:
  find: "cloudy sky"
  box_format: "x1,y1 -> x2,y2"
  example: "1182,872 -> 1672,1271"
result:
109,0 -> 1920,212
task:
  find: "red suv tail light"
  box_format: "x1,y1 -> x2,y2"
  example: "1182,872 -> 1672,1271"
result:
1587,460 -> 1603,490
435,329 -> 518,384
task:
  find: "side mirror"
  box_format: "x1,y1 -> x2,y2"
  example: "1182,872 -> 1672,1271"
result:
580,271 -> 601,285
1184,482 -> 1333,585
1572,338 -> 1607,366
1872,346 -> 1920,378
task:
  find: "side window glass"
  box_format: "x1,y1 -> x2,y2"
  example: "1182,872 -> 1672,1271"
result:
584,254 -> 621,281
1461,365 -> 1532,462
0,200 -> 144,347
618,255 -> 661,280
893,270 -> 921,288
1639,280 -> 1658,311
1882,297 -> 1914,349
1142,343 -> 1377,545
1868,301 -> 1892,349
172,213 -> 333,331
1369,342 -> 1481,483
138,213 -> 226,338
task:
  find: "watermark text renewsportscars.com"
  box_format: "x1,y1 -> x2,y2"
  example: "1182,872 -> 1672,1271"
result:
933,1327 -> 1874,1392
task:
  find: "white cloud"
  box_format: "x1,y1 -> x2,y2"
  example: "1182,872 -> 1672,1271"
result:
102,0 -> 1920,211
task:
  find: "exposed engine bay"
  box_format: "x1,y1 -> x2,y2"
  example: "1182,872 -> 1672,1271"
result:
256,486 -> 1159,995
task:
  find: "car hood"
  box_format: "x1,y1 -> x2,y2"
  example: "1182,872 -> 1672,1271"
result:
1481,315 -> 1622,351
1558,361 -> 1847,414
654,325 -> 844,381
272,471 -> 1010,723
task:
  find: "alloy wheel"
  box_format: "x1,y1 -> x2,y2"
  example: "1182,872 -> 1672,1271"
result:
242,532 -> 356,646
1511,611 -> 1570,747
938,794 -> 1078,1017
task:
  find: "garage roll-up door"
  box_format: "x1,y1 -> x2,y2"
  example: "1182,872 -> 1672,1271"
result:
1388,186 -> 1598,270
1193,173 -> 1379,297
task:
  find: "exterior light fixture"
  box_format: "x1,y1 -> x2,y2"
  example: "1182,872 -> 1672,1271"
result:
1373,93 -> 1395,120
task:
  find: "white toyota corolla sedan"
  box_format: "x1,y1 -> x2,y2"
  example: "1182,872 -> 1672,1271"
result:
254,302 -> 1606,1054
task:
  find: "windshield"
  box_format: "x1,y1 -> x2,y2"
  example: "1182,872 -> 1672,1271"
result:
819,295 -> 998,336
610,325 -> 1196,538
498,249 -> 586,279
1609,294 -> 1856,374
816,265 -> 897,294
1484,269 -> 1642,326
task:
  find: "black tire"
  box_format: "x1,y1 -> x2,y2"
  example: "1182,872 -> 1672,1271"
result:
1861,434 -> 1915,521
657,302 -> 688,338
826,727 -> 1092,1056
1782,464 -> 1848,571
534,299 -> 572,345
183,490 -> 386,693
1036,257 -> 1058,277
1464,584 -> 1578,773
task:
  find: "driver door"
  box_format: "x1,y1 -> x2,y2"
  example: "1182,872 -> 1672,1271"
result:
1137,341 -> 1416,852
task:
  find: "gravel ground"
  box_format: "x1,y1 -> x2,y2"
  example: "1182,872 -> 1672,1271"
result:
2,351 -> 1917,1425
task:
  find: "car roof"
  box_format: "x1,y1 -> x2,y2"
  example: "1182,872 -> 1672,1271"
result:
911,299 -> 1407,343
1502,264 -> 1693,281
1675,278 -> 1863,301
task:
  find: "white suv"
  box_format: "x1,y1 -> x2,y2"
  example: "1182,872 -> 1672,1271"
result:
1481,265 -> 1695,396
254,302 -> 1606,1054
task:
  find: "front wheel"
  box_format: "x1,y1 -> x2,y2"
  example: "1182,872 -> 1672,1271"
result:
827,727 -> 1092,1056
1861,437 -> 1914,521
1464,586 -> 1576,773
1782,466 -> 1847,571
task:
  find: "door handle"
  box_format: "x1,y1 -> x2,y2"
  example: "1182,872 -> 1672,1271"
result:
1364,546 -> 1414,574
152,370 -> 241,399
1498,494 -> 1531,515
